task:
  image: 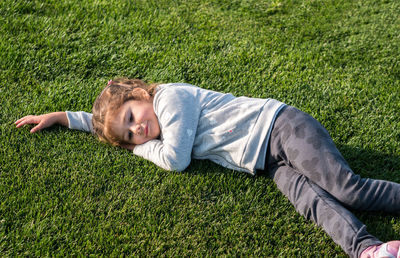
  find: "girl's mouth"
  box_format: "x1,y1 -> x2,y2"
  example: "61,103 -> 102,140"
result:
145,123 -> 148,136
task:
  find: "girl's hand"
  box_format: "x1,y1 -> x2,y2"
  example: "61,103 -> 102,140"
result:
15,112 -> 68,133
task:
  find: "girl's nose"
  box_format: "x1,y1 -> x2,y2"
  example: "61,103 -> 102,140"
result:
131,123 -> 143,135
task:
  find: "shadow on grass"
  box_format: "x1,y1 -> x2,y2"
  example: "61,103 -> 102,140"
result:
185,143 -> 400,181
336,144 -> 400,241
185,143 -> 400,241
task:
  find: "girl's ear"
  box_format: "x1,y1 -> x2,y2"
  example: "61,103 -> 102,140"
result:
132,88 -> 151,101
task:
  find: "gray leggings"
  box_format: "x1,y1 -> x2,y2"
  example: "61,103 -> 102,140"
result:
266,106 -> 400,258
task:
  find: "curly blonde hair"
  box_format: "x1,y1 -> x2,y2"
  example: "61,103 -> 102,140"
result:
92,78 -> 158,147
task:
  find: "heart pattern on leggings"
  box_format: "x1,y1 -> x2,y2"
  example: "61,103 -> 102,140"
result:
301,157 -> 321,182
294,122 -> 306,139
287,147 -> 299,160
306,136 -> 322,150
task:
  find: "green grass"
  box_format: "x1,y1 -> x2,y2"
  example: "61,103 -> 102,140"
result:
1,0 -> 400,256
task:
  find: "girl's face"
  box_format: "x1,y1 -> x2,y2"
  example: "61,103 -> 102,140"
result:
110,99 -> 160,146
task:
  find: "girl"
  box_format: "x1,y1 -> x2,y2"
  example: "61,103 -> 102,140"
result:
15,78 -> 400,258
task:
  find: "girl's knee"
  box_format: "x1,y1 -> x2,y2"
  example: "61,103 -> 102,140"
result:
336,174 -> 371,209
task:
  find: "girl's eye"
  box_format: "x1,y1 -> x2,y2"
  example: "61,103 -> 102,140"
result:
129,113 -> 133,122
128,131 -> 133,140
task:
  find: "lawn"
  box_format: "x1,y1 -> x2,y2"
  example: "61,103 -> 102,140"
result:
1,0 -> 400,256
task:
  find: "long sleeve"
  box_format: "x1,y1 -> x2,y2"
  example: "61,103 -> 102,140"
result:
65,111 -> 93,133
133,86 -> 201,171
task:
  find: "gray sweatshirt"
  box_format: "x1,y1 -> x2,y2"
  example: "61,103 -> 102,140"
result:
66,83 -> 285,175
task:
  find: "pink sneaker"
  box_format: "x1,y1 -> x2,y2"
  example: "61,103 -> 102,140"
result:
360,241 -> 400,258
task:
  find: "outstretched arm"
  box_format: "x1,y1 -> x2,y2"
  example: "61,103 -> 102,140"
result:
65,111 -> 93,133
15,112 -> 69,133
15,111 -> 93,133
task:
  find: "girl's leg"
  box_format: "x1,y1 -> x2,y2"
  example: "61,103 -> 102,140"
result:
269,163 -> 382,258
267,106 -> 400,213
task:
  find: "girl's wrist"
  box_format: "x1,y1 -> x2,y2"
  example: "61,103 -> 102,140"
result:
55,112 -> 69,127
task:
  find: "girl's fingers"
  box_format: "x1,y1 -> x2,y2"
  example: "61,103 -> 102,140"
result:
15,115 -> 33,125
15,114 -> 54,133
15,119 -> 27,127
15,116 -> 40,128
15,119 -> 29,128
30,122 -> 43,133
